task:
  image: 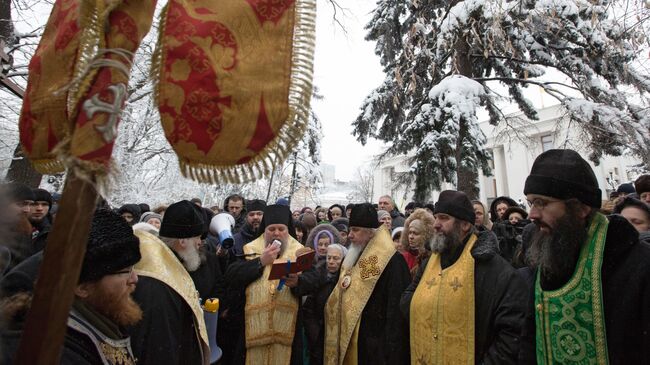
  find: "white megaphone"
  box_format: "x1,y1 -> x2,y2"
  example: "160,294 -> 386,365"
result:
210,213 -> 236,249
202,299 -> 222,363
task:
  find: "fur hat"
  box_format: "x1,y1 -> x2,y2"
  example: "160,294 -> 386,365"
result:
118,204 -> 142,223
434,190 -> 475,223
502,206 -> 528,221
306,224 -> 341,250
80,209 -> 141,283
634,174 -> 650,196
349,203 -> 380,229
524,149 -> 601,208
159,200 -> 204,239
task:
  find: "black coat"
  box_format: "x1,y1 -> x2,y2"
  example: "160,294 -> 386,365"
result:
128,276 -> 204,365
189,248 -> 224,301
302,265 -> 337,365
355,252 -> 411,365
518,215 -> 650,364
401,230 -> 527,364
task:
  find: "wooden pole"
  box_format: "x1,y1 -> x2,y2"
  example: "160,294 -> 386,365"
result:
14,171 -> 98,364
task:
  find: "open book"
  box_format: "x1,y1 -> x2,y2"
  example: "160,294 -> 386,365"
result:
268,248 -> 315,280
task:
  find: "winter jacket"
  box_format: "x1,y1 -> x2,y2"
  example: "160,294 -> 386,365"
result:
302,265 -> 338,365
401,230 -> 527,364
390,209 -> 406,230
518,215 -> 650,364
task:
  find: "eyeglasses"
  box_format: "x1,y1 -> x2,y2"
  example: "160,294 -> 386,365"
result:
526,198 -> 563,210
112,266 -> 134,276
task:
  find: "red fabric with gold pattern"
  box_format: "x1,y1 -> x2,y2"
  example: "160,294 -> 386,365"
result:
19,0 -> 157,173
155,0 -> 315,183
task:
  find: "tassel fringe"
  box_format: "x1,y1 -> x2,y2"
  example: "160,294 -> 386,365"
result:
178,0 -> 317,185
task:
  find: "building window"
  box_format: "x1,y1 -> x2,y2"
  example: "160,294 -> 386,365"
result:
541,134 -> 553,152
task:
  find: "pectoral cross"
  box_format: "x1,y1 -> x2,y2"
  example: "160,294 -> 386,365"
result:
449,277 -> 462,292
83,83 -> 127,143
359,255 -> 380,279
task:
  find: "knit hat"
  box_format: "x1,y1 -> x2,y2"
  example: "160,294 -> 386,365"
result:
246,199 -> 267,212
616,183 -> 635,194
524,149 -> 602,208
377,210 -> 390,220
140,211 -> 162,224
349,203 -> 380,229
31,188 -> 52,207
434,190 -> 475,223
79,209 -> 141,283
634,174 -> 650,195
159,200 -> 204,239
5,183 -> 35,203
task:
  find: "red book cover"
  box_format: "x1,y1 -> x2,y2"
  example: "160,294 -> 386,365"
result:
268,249 -> 315,280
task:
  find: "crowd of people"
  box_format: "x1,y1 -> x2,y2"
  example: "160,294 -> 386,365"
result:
0,148 -> 648,364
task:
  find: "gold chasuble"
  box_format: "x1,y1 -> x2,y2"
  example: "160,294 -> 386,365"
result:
132,231 -> 210,365
410,234 -> 477,365
242,235 -> 304,365
324,227 -> 396,365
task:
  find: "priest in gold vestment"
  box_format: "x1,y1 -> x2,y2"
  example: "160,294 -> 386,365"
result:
224,204 -> 322,365
324,203 -> 411,365
401,190 -> 527,364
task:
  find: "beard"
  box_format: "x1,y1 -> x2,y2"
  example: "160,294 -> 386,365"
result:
178,245 -> 202,272
342,242 -> 365,270
429,222 -> 463,254
83,284 -> 142,327
526,210 -> 588,290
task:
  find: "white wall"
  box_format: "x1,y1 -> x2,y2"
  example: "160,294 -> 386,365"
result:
373,104 -> 644,206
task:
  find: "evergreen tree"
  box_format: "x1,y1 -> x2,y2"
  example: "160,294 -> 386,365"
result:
354,0 -> 650,201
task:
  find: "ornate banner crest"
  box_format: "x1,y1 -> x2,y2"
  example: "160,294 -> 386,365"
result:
19,0 -> 157,174
153,0 -> 316,184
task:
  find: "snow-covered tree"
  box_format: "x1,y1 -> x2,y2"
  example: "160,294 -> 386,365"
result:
355,0 -> 650,201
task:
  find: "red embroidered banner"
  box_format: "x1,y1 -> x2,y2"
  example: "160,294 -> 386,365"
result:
154,0 -> 316,183
19,0 -> 157,174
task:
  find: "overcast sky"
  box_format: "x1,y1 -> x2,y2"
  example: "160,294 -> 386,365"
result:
312,0 -> 385,182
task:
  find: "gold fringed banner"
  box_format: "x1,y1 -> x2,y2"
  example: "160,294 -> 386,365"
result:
154,0 -> 316,184
19,0 -> 157,175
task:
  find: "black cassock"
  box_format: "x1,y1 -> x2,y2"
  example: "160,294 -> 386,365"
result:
128,277 -> 204,365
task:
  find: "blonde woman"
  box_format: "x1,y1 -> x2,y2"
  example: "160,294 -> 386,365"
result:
400,208 -> 435,275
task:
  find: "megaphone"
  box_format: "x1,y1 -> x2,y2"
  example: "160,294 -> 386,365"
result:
203,299 -> 222,363
210,213 -> 235,249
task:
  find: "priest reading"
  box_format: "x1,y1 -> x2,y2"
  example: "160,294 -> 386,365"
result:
324,203 -> 411,365
224,204 -> 320,365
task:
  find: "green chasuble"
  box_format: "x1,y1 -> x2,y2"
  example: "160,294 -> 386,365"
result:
535,212 -> 609,364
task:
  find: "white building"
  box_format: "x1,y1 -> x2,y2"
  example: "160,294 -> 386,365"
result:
373,104 -> 643,208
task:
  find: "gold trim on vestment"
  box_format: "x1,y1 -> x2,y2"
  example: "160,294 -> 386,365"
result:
133,231 -> 210,365
409,234 -> 476,364
324,226 -> 396,365
243,236 -> 303,365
